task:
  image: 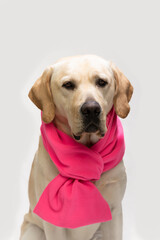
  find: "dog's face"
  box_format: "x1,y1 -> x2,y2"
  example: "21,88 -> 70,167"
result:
50,55 -> 115,139
28,55 -> 133,144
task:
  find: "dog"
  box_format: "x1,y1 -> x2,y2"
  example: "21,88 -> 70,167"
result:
20,55 -> 133,240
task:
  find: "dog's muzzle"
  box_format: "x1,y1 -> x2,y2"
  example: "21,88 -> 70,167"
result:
80,100 -> 101,133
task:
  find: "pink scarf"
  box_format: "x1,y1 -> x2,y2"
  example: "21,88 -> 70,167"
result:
33,107 -> 125,228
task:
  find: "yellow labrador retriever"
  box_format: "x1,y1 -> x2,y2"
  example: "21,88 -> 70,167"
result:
20,55 -> 133,240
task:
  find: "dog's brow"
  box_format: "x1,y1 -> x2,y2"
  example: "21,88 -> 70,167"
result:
61,76 -> 71,82
61,76 -> 78,84
93,73 -> 109,81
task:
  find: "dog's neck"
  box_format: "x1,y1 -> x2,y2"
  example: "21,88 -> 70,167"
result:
53,116 -> 100,147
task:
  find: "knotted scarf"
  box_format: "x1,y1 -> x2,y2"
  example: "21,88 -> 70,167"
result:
33,107 -> 125,228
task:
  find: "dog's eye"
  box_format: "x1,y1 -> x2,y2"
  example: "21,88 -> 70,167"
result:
96,79 -> 108,87
62,81 -> 75,90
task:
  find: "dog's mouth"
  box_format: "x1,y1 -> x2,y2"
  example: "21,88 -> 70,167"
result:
73,122 -> 105,141
85,123 -> 99,133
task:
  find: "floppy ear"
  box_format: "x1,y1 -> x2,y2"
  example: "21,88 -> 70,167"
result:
110,62 -> 133,118
28,66 -> 55,123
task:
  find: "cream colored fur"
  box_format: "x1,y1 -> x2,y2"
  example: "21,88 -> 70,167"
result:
20,55 -> 133,240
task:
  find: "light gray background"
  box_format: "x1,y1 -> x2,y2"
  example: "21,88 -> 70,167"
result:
0,0 -> 159,239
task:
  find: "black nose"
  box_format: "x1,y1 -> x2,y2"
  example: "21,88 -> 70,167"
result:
81,101 -> 101,118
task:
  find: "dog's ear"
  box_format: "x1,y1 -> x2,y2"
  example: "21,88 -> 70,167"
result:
110,62 -> 133,118
28,66 -> 55,123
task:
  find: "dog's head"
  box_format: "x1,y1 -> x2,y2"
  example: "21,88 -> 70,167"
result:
28,55 -> 133,143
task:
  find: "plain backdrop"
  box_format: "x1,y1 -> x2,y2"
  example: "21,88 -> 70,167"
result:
0,0 -> 160,239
